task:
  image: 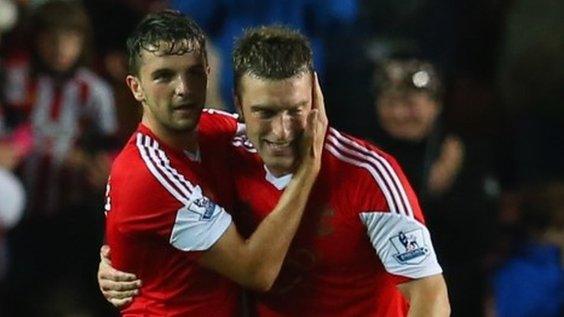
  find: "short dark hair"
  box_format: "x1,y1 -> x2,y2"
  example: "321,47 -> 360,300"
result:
233,26 -> 313,92
126,10 -> 207,76
374,59 -> 443,101
32,0 -> 90,34
32,0 -> 92,67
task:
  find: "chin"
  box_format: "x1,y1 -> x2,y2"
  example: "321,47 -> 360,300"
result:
265,159 -> 296,175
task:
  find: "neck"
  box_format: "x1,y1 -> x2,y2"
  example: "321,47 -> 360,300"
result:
142,115 -> 198,152
266,165 -> 295,178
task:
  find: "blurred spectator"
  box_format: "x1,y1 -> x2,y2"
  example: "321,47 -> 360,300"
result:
2,0 -> 117,213
491,182 -> 564,317
171,0 -> 358,109
1,1 -> 117,315
369,58 -> 500,316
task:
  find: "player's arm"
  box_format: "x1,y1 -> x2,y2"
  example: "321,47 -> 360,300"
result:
355,142 -> 450,315
397,274 -> 450,317
197,73 -> 327,291
98,73 -> 327,301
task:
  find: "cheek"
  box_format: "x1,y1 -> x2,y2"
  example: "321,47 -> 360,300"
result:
244,119 -> 268,141
149,85 -> 172,100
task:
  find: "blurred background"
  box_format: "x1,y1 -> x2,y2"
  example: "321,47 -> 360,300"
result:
0,0 -> 562,316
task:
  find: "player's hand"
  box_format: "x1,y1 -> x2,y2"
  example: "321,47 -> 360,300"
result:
98,245 -> 142,308
298,72 -> 328,174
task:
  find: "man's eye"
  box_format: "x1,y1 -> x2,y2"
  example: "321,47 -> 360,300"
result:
153,73 -> 173,82
288,109 -> 302,116
256,110 -> 275,118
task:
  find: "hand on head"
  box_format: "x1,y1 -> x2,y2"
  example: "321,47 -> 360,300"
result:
298,72 -> 328,173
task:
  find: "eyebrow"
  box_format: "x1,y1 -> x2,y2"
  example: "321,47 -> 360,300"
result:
249,101 -> 309,114
151,68 -> 174,77
150,63 -> 206,77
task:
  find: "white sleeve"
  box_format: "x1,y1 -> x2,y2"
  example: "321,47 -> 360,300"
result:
169,185 -> 232,251
360,211 -> 442,279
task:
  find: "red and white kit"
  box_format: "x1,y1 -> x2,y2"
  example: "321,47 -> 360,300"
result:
105,111 -> 243,316
212,112 -> 443,317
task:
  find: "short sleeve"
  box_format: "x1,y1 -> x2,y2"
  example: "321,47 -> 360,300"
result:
169,185 -> 232,251
325,129 -> 442,279
110,133 -> 233,252
360,211 -> 442,279
354,148 -> 442,279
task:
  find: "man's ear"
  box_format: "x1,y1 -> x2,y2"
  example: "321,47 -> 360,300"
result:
233,92 -> 245,122
126,75 -> 145,103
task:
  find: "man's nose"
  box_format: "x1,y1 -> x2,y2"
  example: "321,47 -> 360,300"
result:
174,76 -> 190,96
271,113 -> 292,140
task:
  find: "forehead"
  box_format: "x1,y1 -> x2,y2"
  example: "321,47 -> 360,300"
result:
239,73 -> 312,106
137,40 -> 205,69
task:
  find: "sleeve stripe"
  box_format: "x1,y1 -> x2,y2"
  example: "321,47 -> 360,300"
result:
329,128 -> 413,218
150,139 -> 196,193
326,128 -> 414,218
144,138 -> 194,198
135,133 -> 193,205
325,142 -> 399,216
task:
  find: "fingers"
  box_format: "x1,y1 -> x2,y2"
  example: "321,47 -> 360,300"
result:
100,279 -> 142,292
98,247 -> 139,282
98,260 -> 141,309
98,263 -> 139,282
108,296 -> 133,309
312,72 -> 327,122
100,245 -> 111,262
311,72 -> 328,142
102,288 -> 139,300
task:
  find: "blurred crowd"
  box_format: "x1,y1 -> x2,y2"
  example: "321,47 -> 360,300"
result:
0,0 -> 561,316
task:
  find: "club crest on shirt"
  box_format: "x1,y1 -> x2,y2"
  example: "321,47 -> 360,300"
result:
189,197 -> 217,221
390,229 -> 429,264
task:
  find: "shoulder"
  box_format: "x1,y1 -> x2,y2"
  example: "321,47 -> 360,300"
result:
325,127 -> 398,169
200,109 -> 241,134
111,132 -> 194,207
324,127 -> 424,220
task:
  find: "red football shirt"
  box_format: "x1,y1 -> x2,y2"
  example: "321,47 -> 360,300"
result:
225,123 -> 443,316
105,110 -> 241,316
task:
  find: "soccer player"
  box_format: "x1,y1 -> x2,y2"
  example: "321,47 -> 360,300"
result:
103,11 -> 326,316
100,26 -> 450,316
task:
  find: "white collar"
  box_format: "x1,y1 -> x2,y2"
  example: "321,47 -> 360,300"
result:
264,165 -> 293,190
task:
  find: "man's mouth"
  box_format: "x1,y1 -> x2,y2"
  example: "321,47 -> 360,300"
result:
172,102 -> 199,115
173,102 -> 197,110
263,140 -> 293,152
